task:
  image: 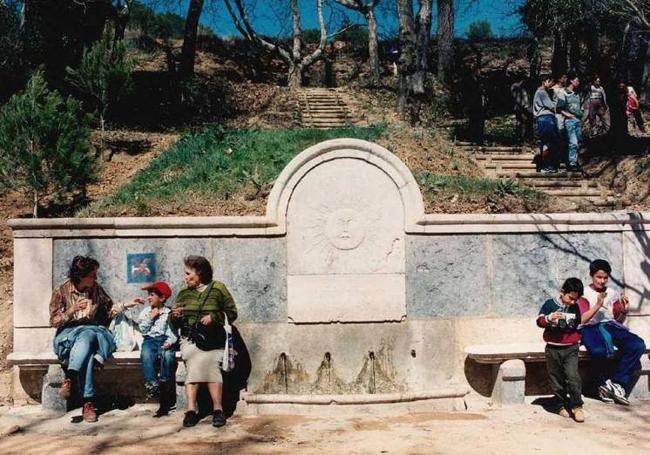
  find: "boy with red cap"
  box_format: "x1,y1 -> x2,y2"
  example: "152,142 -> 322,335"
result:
135,281 -> 178,416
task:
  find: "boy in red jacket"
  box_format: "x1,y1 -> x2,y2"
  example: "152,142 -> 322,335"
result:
537,278 -> 585,422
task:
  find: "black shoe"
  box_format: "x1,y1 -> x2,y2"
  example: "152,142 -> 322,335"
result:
212,409 -> 226,427
183,410 -> 199,427
153,406 -> 169,418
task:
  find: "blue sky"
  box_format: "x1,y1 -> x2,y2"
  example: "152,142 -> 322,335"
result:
155,0 -> 524,39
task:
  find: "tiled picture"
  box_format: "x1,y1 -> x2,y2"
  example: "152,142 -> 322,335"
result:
127,253 -> 156,283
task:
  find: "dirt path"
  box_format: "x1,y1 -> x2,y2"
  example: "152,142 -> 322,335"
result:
0,397 -> 647,454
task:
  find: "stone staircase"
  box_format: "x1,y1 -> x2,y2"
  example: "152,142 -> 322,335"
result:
298,89 -> 354,129
457,143 -> 616,206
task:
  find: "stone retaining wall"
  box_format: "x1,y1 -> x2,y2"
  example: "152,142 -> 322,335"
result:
8,139 -> 650,400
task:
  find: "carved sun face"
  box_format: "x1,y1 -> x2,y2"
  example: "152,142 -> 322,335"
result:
325,208 -> 365,250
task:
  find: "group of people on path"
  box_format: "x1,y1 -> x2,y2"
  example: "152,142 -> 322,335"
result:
50,255 -> 239,427
532,73 -> 646,173
537,259 -> 647,423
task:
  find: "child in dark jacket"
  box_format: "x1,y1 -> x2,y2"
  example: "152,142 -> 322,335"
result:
536,278 -> 585,422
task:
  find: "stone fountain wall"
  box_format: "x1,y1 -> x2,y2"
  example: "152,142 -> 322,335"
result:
9,139 -> 650,400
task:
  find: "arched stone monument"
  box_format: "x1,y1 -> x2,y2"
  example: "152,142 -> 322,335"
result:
266,139 -> 424,323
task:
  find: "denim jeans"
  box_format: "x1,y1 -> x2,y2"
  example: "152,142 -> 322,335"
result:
536,114 -> 560,169
581,322 -> 647,394
67,329 -> 101,399
565,118 -> 582,166
141,335 -> 175,385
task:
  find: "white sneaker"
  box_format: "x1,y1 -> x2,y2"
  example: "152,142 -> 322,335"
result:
610,382 -> 630,406
598,380 -> 614,402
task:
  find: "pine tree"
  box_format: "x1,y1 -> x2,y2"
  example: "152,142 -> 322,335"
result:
0,71 -> 98,217
65,26 -> 133,132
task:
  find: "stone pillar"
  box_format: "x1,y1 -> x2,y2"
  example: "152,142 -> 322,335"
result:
175,361 -> 187,410
41,365 -> 66,413
629,355 -> 650,401
491,359 -> 526,406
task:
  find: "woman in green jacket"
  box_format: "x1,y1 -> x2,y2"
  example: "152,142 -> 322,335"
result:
170,255 -> 237,428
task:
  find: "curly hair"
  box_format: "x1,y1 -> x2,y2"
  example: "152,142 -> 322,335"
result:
184,255 -> 213,284
68,255 -> 99,285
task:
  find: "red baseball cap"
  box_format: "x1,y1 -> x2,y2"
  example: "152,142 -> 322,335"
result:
142,281 -> 172,300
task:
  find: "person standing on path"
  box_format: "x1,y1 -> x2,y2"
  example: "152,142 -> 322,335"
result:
533,76 -> 560,173
557,73 -> 583,171
588,76 -> 610,137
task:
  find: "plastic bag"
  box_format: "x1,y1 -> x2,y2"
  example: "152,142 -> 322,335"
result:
222,313 -> 235,372
109,313 -> 137,352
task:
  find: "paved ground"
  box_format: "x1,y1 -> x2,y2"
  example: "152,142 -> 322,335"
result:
0,396 -> 647,454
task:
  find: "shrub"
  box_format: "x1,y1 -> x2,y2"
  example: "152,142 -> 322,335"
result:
65,27 -> 133,131
0,72 -> 98,217
467,21 -> 493,42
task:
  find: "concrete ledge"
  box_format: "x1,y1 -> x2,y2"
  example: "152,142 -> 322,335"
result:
8,351 -> 182,370
242,387 -> 470,405
9,212 -> 648,238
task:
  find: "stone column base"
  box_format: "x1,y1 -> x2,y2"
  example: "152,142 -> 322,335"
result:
491,359 -> 526,406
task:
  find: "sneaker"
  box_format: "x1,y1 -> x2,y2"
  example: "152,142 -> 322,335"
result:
58,378 -> 73,400
540,167 -> 559,174
153,406 -> 169,418
183,410 -> 199,427
144,382 -> 160,400
558,408 -> 571,418
82,402 -> 98,423
212,409 -> 226,428
598,381 -> 615,402
572,407 -> 585,423
610,382 -> 630,406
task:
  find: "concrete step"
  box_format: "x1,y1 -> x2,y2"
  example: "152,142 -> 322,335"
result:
475,154 -> 536,161
484,163 -> 538,170
521,180 -> 599,189
500,171 -> 584,179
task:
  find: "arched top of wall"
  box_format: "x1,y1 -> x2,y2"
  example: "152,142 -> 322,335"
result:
265,138 -> 425,233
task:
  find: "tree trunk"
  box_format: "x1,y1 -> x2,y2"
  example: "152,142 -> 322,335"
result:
33,189 -> 38,218
642,42 -> 650,107
288,63 -> 303,89
568,33 -> 581,73
179,0 -> 204,79
366,8 -> 380,85
397,0 -> 417,121
436,0 -> 453,84
413,0 -> 432,94
551,30 -> 568,77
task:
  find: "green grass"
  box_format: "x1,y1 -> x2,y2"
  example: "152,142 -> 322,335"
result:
417,171 -> 546,203
80,125 -> 386,216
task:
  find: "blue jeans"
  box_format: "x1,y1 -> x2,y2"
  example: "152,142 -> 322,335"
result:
67,329 -> 101,399
536,114 -> 560,169
581,322 -> 647,394
141,335 -> 175,385
565,118 -> 582,166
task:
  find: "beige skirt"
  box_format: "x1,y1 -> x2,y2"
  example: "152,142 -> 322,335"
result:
179,337 -> 224,383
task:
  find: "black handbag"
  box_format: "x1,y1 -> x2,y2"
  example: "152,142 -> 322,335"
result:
187,283 -> 226,351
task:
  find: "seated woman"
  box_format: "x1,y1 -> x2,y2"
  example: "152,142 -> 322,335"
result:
50,255 -> 116,422
170,255 -> 237,428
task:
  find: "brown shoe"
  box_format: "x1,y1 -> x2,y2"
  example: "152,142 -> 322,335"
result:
82,402 -> 98,423
572,407 -> 585,423
558,408 -> 571,418
58,378 -> 73,400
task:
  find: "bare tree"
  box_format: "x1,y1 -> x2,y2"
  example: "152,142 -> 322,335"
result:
179,0 -> 204,78
599,0 -> 650,29
414,0 -> 432,93
334,0 -> 381,85
396,0 -> 417,120
224,0 -> 327,88
437,0 -> 453,84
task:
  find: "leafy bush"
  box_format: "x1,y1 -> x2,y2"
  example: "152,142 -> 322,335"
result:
467,21 -> 493,42
65,27 -> 133,130
0,1 -> 24,102
0,72 -> 98,217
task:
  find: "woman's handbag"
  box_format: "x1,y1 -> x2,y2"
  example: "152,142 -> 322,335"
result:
188,283 -> 226,351
222,313 -> 235,372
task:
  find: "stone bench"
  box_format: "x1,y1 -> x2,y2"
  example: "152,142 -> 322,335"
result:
8,351 -> 188,412
465,343 -> 650,406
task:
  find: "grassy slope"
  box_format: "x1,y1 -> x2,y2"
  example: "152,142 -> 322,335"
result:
81,125 -> 550,217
